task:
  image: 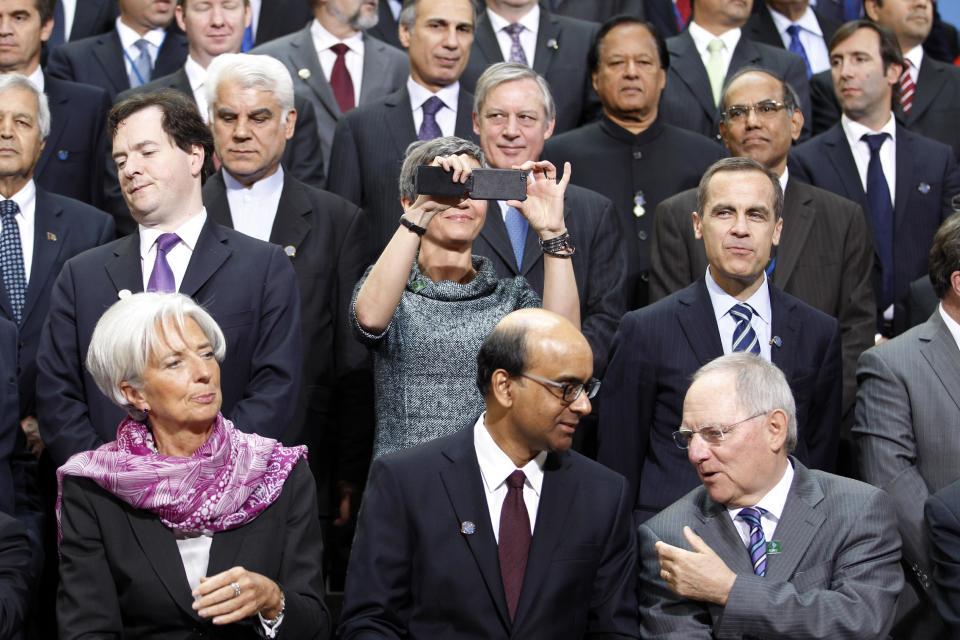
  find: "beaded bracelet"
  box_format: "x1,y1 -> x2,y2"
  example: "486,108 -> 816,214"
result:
540,231 -> 576,258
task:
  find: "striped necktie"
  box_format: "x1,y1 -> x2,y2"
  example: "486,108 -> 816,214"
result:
737,507 -> 768,577
899,60 -> 916,113
730,303 -> 761,355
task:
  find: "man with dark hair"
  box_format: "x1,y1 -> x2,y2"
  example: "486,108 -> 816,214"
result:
36,89 -> 302,465
854,212 -> 960,637
340,308 -> 638,639
746,0 -> 840,76
793,19 -> 960,338
544,16 -> 724,309
599,156 -> 842,524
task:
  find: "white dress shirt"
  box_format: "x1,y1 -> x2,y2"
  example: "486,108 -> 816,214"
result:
688,21 -> 741,81
487,4 -> 539,68
705,267 -> 774,361
407,77 -> 459,138
116,16 -> 166,79
0,180 -> 36,283
25,66 -> 44,92
249,0 -> 262,38
387,0 -> 402,21
474,414 -> 547,541
940,303 -> 960,353
841,113 -> 897,207
727,460 -> 794,546
184,56 -> 209,123
60,0 -> 77,41
311,20 -> 365,105
904,44 -> 923,85
769,6 -> 830,74
225,166 -> 284,242
138,210 -> 208,291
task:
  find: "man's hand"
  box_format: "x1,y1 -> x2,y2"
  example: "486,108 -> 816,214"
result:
334,481 -> 357,527
20,416 -> 43,458
508,160 -> 571,239
655,526 -> 737,606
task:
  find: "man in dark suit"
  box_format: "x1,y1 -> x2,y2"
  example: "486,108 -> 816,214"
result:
659,0 -> 812,143
542,0 -> 646,23
366,0 -> 402,49
248,0 -> 313,45
44,0 -> 116,51
746,0 -> 839,77
652,67 -> 874,426
328,0 -> 479,255
543,16 -> 725,309
46,0 -> 188,101
0,510 -> 31,640
793,20 -> 960,336
253,0 -> 409,174
927,478 -> 960,636
339,308 -> 638,638
638,353 -> 903,637
36,90 -> 302,466
599,157 -> 842,524
461,0 -> 600,133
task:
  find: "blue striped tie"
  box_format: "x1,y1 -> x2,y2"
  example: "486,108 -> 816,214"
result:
737,507 -> 768,577
730,303 -> 760,355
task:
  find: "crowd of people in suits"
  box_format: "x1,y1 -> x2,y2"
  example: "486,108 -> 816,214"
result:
0,0 -> 959,637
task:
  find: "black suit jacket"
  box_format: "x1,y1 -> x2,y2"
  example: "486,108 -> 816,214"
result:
745,3 -> 839,52
365,0 -> 402,50
253,0 -> 312,46
472,185 -> 626,377
927,478 -> 960,636
644,0 -> 681,37
461,10 -> 601,134
57,461 -> 329,640
597,279 -> 842,523
792,122 -> 960,333
544,0 -> 646,22
204,171 -> 374,514
46,26 -> 189,101
659,30 -> 812,142
327,84 -> 479,254
906,275 -> 938,330
0,511 -> 30,640
35,218 -> 302,465
339,426 -> 639,639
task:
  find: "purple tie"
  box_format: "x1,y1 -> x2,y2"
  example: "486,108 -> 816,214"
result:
737,507 -> 768,577
418,96 -> 443,141
147,233 -> 181,292
503,23 -> 528,66
499,470 -> 530,621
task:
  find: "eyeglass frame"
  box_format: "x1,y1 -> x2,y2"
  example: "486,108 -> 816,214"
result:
671,411 -> 770,449
721,100 -> 790,123
518,372 -> 601,403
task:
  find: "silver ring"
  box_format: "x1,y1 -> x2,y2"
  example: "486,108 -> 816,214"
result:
230,582 -> 241,598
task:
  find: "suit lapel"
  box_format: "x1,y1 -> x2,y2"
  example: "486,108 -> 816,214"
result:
474,15 -> 504,66
125,508 -> 199,621
22,190 -> 65,325
359,35 -> 394,104
677,280 -> 724,365
95,32 -> 132,95
203,173 -> 234,229
180,219 -> 231,298
167,67 -> 192,96
905,57 -> 944,126
772,181 -> 815,291
290,27 -> 341,119
770,287 -> 800,381
155,30 -> 187,77
531,12 -> 560,78
892,126 -> 913,236
383,88 -> 418,159
206,525 -> 251,577
268,175 -> 312,250
479,203 -> 519,274
765,461 -> 826,581
918,313 -> 960,413
669,33 -> 716,127
454,89 -> 476,140
35,76 -> 69,181
693,493 -> 755,575
728,38 -> 763,80
105,234 -> 145,295
823,125 -> 865,204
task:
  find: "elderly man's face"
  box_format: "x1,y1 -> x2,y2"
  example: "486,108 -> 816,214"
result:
211,79 -> 295,187
176,0 -> 251,62
0,0 -> 53,74
831,28 -> 901,122
592,23 -> 666,123
119,0 -> 176,32
0,85 -> 44,184
400,0 -> 474,92
473,78 -> 554,169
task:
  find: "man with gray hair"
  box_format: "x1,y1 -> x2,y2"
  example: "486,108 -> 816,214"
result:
638,352 -> 903,638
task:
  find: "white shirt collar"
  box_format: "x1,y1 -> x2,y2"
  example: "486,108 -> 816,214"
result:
310,18 -> 365,55
0,180 -> 36,222
779,166 -> 789,193
26,66 -> 44,92
486,3 -> 540,34
474,414 -> 547,498
138,208 -> 208,256
841,112 -> 897,148
769,5 -> 823,37
939,303 -> 960,353
407,76 -> 460,112
688,21 -> 741,57
726,459 -> 794,524
705,266 -> 772,327
904,44 -> 924,74
222,164 -> 285,195
184,55 -> 207,92
115,15 -> 166,53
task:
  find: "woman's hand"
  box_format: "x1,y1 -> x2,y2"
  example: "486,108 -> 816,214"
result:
508,160 -> 571,240
402,154 -> 476,229
192,565 -> 283,625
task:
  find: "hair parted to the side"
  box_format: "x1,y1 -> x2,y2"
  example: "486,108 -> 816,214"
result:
696,156 -> 784,220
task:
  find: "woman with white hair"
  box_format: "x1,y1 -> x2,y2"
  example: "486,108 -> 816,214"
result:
56,293 -> 328,639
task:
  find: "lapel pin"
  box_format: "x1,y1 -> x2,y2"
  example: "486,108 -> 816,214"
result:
547,38 -> 558,51
298,68 -> 311,80
46,232 -> 57,242
766,540 -> 782,554
118,289 -> 132,300
460,521 -> 476,535
284,245 -> 297,257
57,150 -> 69,161
769,336 -> 782,348
918,182 -> 931,194
633,191 -> 646,218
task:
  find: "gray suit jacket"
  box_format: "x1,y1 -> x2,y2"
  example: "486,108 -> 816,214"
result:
638,459 -> 903,638
253,25 -> 409,173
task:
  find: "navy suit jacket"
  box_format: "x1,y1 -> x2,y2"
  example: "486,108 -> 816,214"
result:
339,426 -> 639,639
597,279 -> 843,523
365,0 -> 402,50
791,123 -> 960,334
35,218 -> 302,465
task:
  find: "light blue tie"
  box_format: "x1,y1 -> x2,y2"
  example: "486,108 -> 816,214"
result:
128,39 -> 153,88
730,303 -> 761,355
786,25 -> 813,79
504,205 -> 528,271
0,201 -> 26,323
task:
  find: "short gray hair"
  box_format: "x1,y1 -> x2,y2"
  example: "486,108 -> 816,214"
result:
697,156 -> 784,221
398,135 -> 487,202
0,74 -> 51,139
399,0 -> 477,28
86,293 -> 227,420
691,353 -> 798,452
205,54 -> 295,124
473,62 -> 556,124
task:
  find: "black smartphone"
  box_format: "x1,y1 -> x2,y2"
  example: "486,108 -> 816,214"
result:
415,166 -> 527,201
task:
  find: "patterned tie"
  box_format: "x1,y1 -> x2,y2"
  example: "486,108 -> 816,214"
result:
329,43 -> 356,112
730,303 -> 761,355
241,23 -> 255,52
706,38 -> 725,107
786,25 -> 813,79
737,507 -> 768,577
147,233 -> 181,293
899,61 -> 916,113
674,0 -> 692,31
499,470 -> 530,621
418,96 -> 443,141
503,23 -> 528,66
863,133 -> 894,309
128,38 -> 153,88
504,205 -> 528,271
0,201 -> 26,324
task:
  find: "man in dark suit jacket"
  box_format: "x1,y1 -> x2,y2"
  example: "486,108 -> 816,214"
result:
36,90 -> 302,466
328,0 -> 480,255
793,20 -> 960,336
0,510 -> 31,640
249,0 -> 313,46
339,309 -> 638,639
366,0 -> 403,49
746,0 -> 840,76
540,0 -> 646,23
658,0 -> 812,142
599,157 -> 842,524
461,0 -> 600,133
927,477 -> 960,636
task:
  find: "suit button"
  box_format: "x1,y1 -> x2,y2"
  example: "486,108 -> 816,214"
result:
640,272 -> 649,282
633,150 -> 643,160
637,230 -> 648,241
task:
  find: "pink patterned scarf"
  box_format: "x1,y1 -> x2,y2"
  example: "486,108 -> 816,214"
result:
56,413 -> 307,541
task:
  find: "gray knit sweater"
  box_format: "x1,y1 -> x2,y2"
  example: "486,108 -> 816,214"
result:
352,255 -> 540,459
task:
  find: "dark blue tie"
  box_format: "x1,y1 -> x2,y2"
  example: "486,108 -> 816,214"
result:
863,133 -> 894,309
0,201 -> 26,323
242,23 -> 255,52
843,0 -> 862,21
730,303 -> 761,355
504,205 -> 528,271
49,0 -> 66,49
418,96 -> 443,141
786,25 -> 813,79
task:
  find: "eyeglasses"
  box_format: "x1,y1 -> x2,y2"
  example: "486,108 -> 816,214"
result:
671,411 -> 768,449
520,373 -> 601,403
722,100 -> 789,123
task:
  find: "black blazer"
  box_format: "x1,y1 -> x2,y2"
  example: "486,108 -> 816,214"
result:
365,0 -> 402,50
791,122 -> 960,334
46,26 -> 189,101
0,319 -> 18,520
253,0 -> 312,46
744,3 -> 839,52
927,477 -> 960,636
327,85 -> 479,255
597,279 -> 843,523
57,461 -> 329,640
472,184 -> 626,377
35,218 -> 303,466
460,10 -> 601,134
339,427 -> 639,639
0,511 -> 30,640
644,0 -> 682,37
545,0 -> 647,22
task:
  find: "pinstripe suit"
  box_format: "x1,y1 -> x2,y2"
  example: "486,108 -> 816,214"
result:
638,459 -> 903,638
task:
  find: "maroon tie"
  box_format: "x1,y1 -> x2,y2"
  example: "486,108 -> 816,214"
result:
899,61 -> 916,113
329,43 -> 355,113
498,470 -> 530,621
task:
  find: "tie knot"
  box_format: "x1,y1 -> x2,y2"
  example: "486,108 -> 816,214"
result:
862,132 -> 889,154
506,470 -> 526,490
134,38 -> 151,55
421,95 -> 444,116
330,43 -> 349,57
707,38 -> 724,54
155,232 -> 181,254
786,24 -> 801,37
504,23 -> 524,38
0,200 -> 18,219
730,303 -> 754,322
737,506 -> 766,526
